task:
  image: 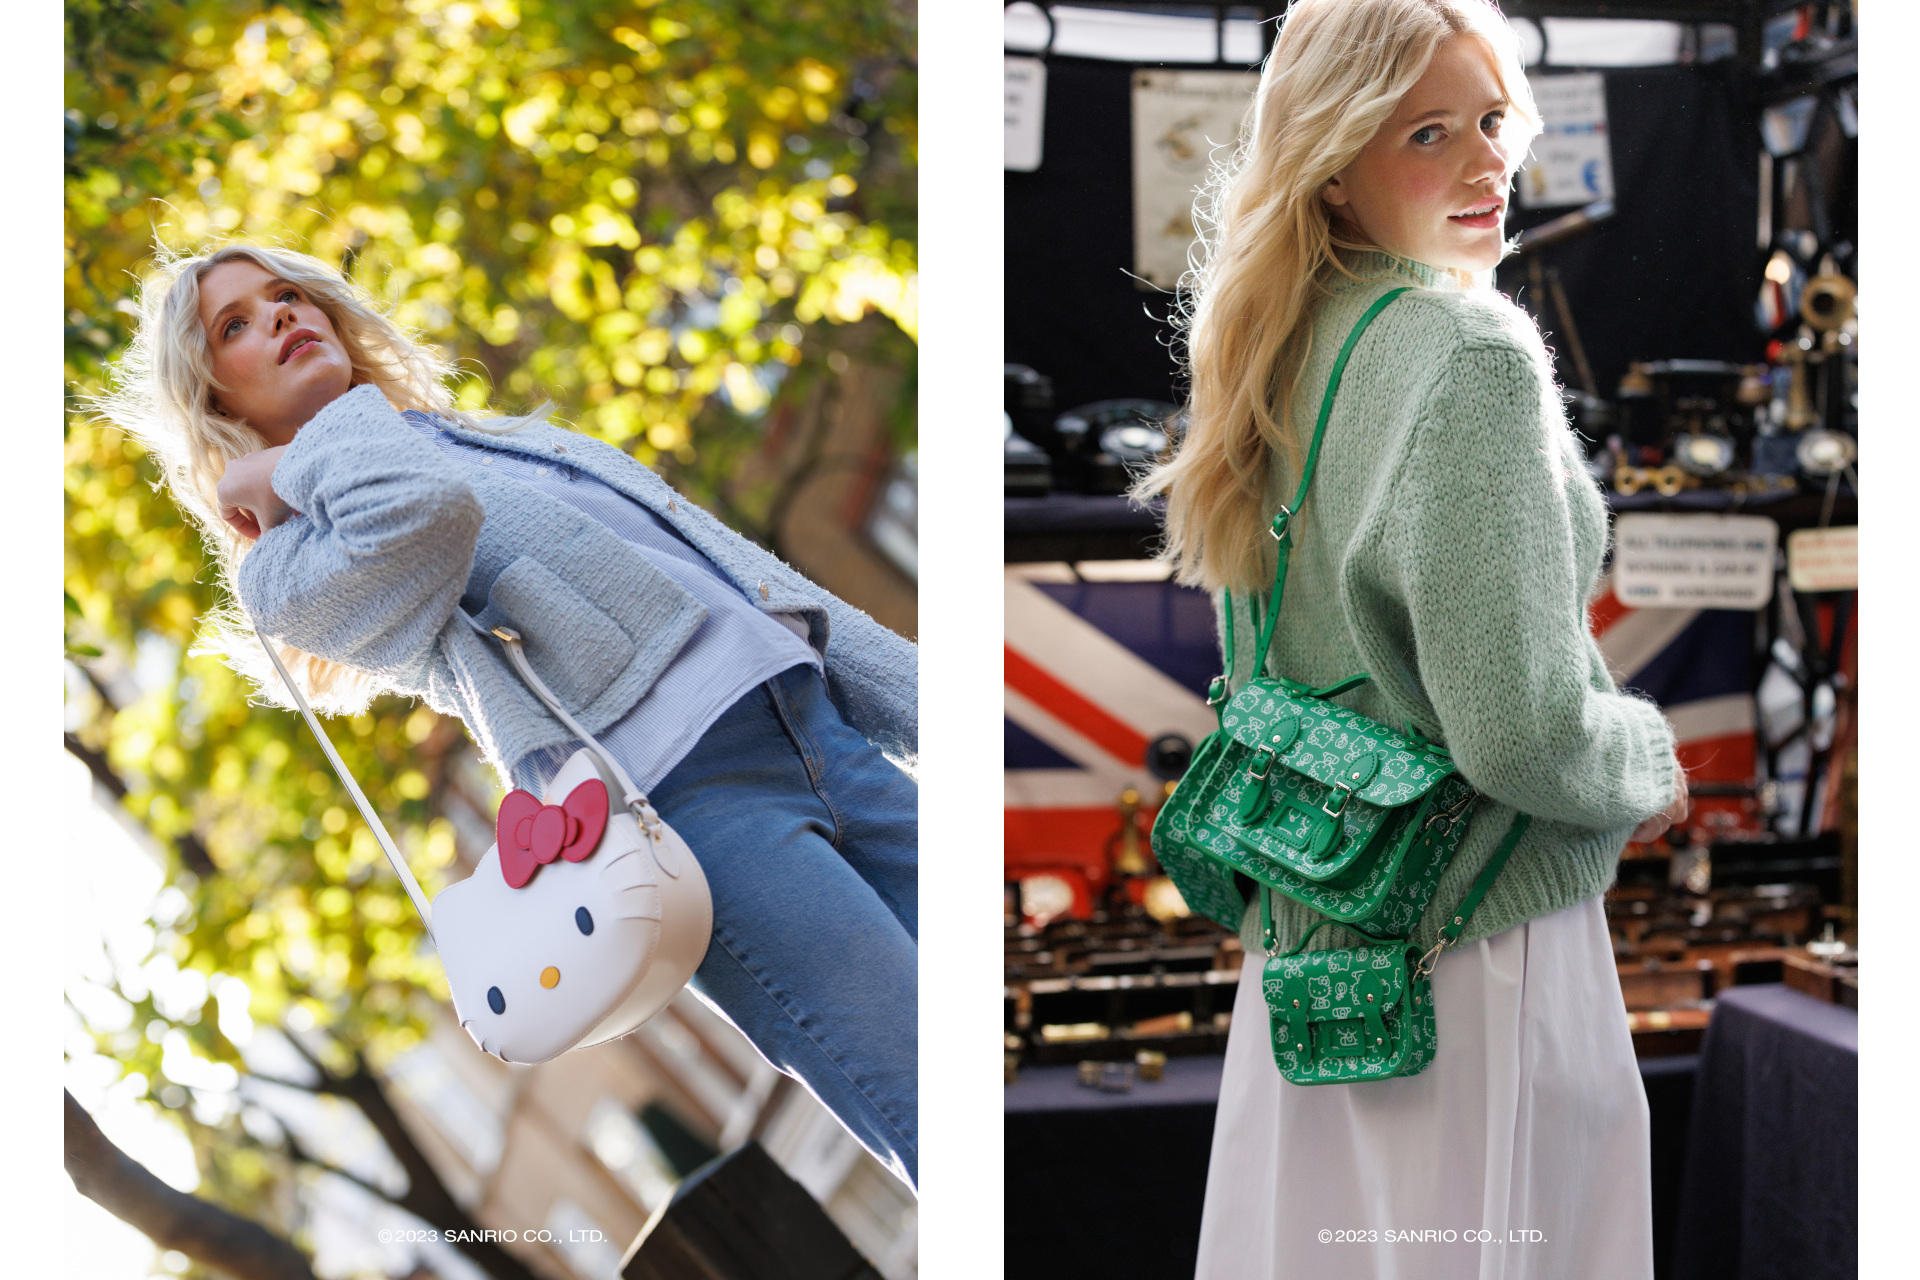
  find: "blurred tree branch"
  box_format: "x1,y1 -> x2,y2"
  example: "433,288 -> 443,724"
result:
64,731 -> 219,878
255,1028 -> 543,1280
65,1089 -> 321,1280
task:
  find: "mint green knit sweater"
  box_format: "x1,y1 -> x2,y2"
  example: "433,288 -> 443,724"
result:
1230,252 -> 1679,957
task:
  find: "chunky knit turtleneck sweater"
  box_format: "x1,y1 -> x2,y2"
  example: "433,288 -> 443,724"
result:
1228,251 -> 1679,957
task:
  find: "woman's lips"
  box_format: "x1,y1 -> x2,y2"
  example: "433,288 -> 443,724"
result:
1449,204 -> 1503,230
284,337 -> 320,360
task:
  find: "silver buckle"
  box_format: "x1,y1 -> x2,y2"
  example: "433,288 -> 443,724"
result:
1320,782 -> 1353,819
1248,745 -> 1276,781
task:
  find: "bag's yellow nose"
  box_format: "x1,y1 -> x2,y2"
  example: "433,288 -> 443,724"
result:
540,966 -> 560,989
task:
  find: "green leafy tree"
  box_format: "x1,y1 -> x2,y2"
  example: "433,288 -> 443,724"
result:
65,1 -> 915,1272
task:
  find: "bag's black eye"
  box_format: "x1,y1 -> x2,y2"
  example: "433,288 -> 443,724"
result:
575,907 -> 594,936
487,986 -> 505,1015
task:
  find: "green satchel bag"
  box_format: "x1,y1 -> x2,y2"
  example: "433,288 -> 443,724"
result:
1259,816 -> 1527,1085
1147,287 -> 1531,1084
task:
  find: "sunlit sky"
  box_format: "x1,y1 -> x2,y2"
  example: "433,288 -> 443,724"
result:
64,754 -> 495,1280
65,751 -> 198,1279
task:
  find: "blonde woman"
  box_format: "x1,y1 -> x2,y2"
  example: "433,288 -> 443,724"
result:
1134,1 -> 1687,1274
99,244 -> 920,1190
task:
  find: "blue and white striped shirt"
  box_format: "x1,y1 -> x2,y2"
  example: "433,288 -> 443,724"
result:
404,412 -> 820,792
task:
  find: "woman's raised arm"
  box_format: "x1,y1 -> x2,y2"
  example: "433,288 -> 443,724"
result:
237,382 -> 484,676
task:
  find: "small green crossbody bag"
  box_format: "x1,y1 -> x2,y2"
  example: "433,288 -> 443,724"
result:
1148,287 -> 1531,1084
1257,818 -> 1526,1085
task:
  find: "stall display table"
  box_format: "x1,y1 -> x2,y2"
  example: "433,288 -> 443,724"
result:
1004,1057 -> 1223,1280
1006,1050 -> 1717,1280
1672,984 -> 1857,1280
1005,1054 -> 1228,1114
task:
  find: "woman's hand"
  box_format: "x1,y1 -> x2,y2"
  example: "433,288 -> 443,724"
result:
1630,763 -> 1691,844
216,446 -> 294,541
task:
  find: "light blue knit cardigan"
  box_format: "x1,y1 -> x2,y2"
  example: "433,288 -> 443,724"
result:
237,383 -> 917,792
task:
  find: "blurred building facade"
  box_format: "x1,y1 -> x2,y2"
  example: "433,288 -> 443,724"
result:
730,318 -> 918,642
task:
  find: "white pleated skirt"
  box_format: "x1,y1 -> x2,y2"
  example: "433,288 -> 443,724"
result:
1194,895 -> 1652,1280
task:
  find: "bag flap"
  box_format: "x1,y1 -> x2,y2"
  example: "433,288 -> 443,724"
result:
1268,942 -> 1410,1019
1221,681 -> 1455,807
1210,768 -> 1388,884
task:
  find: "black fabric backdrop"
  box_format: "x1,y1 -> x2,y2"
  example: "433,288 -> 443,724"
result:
1005,56 -> 1765,414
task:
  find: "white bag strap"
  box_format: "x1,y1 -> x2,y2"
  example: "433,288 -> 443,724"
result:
255,614 -> 682,931
452,614 -> 678,873
256,631 -> 437,934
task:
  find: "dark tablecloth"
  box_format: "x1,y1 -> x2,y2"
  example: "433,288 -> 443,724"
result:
1004,1055 -> 1228,1113
1671,984 -> 1857,1280
1006,1054 -> 1703,1280
1005,1058 -> 1222,1280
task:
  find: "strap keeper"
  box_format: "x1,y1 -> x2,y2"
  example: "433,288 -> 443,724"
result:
1207,675 -> 1229,706
1269,506 -> 1293,541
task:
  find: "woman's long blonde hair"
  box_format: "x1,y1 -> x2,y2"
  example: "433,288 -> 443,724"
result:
1134,0 -> 1540,592
94,242 -> 535,713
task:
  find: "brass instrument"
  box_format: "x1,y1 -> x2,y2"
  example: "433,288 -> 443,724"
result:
1800,257 -> 1856,332
1112,787 -> 1149,875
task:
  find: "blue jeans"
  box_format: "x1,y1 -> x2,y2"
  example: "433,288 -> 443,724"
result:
648,664 -> 918,1189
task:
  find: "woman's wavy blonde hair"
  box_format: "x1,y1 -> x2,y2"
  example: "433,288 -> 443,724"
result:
94,241 -> 536,713
1133,0 -> 1541,593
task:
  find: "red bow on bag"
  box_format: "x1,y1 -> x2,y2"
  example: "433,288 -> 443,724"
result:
496,779 -> 610,889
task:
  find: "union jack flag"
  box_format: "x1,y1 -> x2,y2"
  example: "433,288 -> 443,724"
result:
1003,567 -> 1762,920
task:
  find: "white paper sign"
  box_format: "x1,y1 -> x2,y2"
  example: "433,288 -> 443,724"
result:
1131,69 -> 1259,288
1613,514 -> 1777,609
1786,526 -> 1857,593
1517,73 -> 1614,208
1006,56 -> 1047,172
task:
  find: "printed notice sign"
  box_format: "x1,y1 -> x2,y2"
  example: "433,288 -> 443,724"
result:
1786,526 -> 1857,592
1132,70 -> 1259,288
1518,73 -> 1614,208
1006,57 -> 1046,172
1613,514 -> 1777,609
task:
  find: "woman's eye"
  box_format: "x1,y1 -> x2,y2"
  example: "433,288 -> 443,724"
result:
223,318 -> 242,338
1411,126 -> 1439,145
1481,112 -> 1504,133
279,289 -> 299,302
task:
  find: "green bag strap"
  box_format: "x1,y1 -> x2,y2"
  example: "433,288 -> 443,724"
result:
1410,812 -> 1532,978
1208,594 -> 1237,719
1214,289 -> 1407,709
1248,286 -> 1412,673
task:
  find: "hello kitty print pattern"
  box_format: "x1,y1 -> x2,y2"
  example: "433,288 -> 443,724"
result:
1263,943 -> 1435,1084
1152,679 -> 1478,937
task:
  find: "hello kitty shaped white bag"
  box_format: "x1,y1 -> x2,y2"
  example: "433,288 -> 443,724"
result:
258,618 -> 713,1065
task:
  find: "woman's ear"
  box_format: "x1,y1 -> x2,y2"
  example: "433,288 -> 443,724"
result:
1320,173 -> 1350,208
